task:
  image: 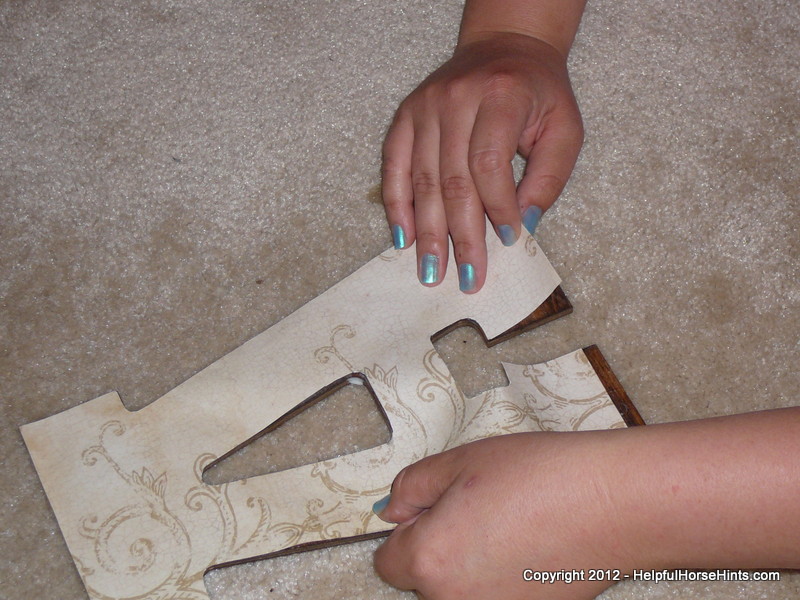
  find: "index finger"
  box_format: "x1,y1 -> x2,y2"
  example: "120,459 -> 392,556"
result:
382,109 -> 417,249
373,495 -> 462,598
374,520 -> 419,591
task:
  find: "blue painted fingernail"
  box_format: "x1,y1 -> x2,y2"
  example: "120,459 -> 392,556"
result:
459,263 -> 476,292
497,224 -> 517,246
372,494 -> 391,514
392,224 -> 406,249
419,253 -> 439,284
522,206 -> 543,236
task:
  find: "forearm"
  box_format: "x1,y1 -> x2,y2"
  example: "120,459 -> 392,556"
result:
608,408 -> 800,571
458,0 -> 588,57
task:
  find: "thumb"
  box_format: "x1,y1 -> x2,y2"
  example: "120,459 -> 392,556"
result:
374,450 -> 462,524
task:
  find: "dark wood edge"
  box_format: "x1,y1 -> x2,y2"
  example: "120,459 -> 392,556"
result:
205,530 -> 392,573
431,286 -> 573,348
205,344 -> 642,573
583,345 -> 646,427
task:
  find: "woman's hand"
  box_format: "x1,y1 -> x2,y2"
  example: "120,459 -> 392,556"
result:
373,409 -> 800,599
381,33 -> 584,293
373,432 -> 629,600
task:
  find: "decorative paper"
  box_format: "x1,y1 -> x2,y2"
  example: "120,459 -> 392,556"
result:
21,234 -> 626,600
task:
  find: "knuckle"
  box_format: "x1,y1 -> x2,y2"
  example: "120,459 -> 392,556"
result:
407,545 -> 442,583
391,103 -> 413,126
381,155 -> 406,179
561,111 -> 585,149
452,240 -> 480,262
391,466 -> 410,493
484,70 -> 519,96
382,193 -> 406,210
481,70 -> 528,115
555,101 -> 585,149
532,173 -> 568,202
415,230 -> 441,247
440,77 -> 469,102
415,83 -> 446,109
412,171 -> 440,196
469,148 -> 506,176
440,175 -> 472,202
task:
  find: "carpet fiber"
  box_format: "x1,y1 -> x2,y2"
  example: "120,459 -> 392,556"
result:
1,0 -> 798,598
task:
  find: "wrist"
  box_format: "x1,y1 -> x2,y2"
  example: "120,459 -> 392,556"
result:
457,29 -> 566,63
457,0 -> 586,59
454,30 -> 568,67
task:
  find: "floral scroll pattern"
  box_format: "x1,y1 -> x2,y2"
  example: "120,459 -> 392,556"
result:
66,326 -> 620,600
414,347 -> 625,449
77,421 -> 356,600
22,234 -> 569,600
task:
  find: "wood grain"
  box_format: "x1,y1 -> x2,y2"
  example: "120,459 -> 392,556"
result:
584,344 -> 646,427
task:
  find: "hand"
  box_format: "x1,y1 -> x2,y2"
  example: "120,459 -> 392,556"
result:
381,33 -> 584,293
373,409 -> 800,599
373,432 -> 630,600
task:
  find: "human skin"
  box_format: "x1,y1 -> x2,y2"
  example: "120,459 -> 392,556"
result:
373,407 -> 800,600
381,0 -> 587,293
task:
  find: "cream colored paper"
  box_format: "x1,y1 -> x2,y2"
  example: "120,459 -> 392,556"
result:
22,234 -> 624,600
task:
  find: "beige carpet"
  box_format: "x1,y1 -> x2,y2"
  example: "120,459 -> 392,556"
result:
1,0 -> 798,598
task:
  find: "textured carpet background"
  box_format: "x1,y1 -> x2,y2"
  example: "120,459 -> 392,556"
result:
1,0 -> 798,598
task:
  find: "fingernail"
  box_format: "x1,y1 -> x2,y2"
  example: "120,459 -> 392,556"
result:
459,263 -> 476,292
419,253 -> 439,284
522,206 -> 543,236
372,494 -> 391,515
392,224 -> 406,249
497,224 -> 517,246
